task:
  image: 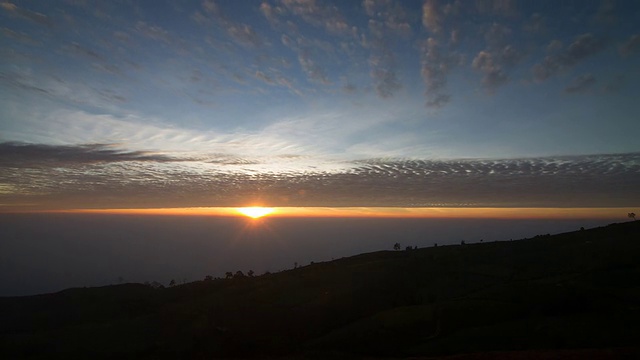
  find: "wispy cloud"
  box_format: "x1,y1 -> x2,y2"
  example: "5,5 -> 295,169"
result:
0,2 -> 52,27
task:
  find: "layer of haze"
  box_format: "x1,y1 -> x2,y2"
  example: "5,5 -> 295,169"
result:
0,212 -> 626,297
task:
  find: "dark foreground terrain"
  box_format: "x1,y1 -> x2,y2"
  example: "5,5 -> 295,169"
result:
1,221 -> 639,359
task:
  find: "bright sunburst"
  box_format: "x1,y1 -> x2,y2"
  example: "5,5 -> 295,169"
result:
236,207 -> 275,219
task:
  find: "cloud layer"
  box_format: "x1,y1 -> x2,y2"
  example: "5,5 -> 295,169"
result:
2,141 -> 638,209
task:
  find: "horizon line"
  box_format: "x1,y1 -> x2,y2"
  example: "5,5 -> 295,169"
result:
2,207 -> 636,220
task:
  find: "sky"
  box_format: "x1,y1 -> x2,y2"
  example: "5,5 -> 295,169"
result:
1,0 -> 639,211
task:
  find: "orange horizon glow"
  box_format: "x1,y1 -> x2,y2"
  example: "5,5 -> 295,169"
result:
8,206 -> 636,220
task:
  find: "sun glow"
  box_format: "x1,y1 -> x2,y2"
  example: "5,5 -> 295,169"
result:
236,207 -> 275,218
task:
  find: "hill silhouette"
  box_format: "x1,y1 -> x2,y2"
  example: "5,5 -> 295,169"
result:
1,221 -> 639,359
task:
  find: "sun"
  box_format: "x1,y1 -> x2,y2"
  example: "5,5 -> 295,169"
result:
236,207 -> 275,219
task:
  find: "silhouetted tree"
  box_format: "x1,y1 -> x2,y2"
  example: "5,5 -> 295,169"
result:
460,240 -> 466,245
234,270 -> 245,278
248,270 -> 255,277
169,279 -> 176,287
204,275 -> 213,281
393,242 -> 401,251
225,272 -> 233,279
434,243 -> 438,247
406,246 -> 413,251
629,212 -> 636,221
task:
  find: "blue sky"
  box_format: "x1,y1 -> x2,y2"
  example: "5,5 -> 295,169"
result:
1,0 -> 639,209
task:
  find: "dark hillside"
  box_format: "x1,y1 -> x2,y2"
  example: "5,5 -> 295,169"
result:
1,221 -> 639,359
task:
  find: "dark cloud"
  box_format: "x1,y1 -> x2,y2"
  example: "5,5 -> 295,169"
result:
565,73 -> 596,93
532,33 -> 607,82
0,142 -> 173,167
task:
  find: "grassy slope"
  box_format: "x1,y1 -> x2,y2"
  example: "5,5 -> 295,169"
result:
1,221 -> 639,359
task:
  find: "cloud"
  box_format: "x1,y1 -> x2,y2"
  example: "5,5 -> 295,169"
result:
2,147 -> 638,208
475,0 -> 517,17
195,1 -> 264,48
532,33 -> 607,82
226,24 -> 262,47
364,0 -> 412,36
0,142 -> 173,167
369,56 -> 401,97
0,70 -> 128,111
594,0 -> 616,25
0,2 -> 52,27
260,2 -> 278,24
1,27 -> 39,45
472,51 -> 508,91
523,13 -> 545,34
483,22 -> 512,48
422,0 -> 442,34
471,45 -> 522,92
619,34 -> 640,57
254,70 -> 276,85
420,37 -> 455,107
135,21 -> 173,45
565,73 -> 596,93
362,1 -> 415,99
277,0 -> 353,36
297,48 -> 330,84
278,31 -> 334,86
564,33 -> 607,64
64,42 -> 104,61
